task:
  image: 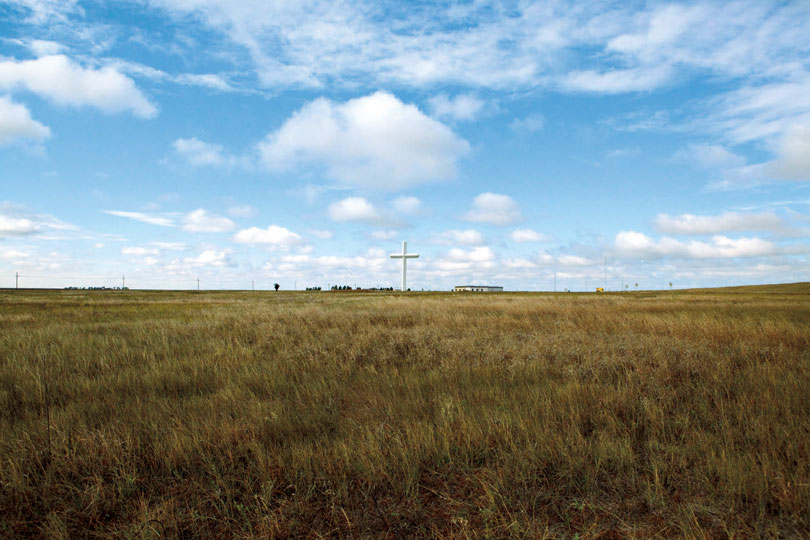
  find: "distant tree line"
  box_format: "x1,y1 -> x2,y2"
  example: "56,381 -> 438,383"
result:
327,285 -> 397,291
64,286 -> 129,290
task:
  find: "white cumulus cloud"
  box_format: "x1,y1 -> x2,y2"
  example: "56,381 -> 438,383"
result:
0,214 -> 39,236
0,55 -> 156,117
328,197 -> 384,224
181,209 -> 235,233
257,91 -> 469,190
173,137 -> 230,166
434,246 -> 497,273
616,231 -> 776,259
654,212 -> 785,235
463,193 -> 521,226
0,95 -> 50,144
510,228 -> 549,243
391,196 -> 422,215
183,249 -> 227,267
233,225 -> 303,246
432,229 -> 485,246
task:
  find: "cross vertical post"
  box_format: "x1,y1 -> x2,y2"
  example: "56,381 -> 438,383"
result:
390,241 -> 419,291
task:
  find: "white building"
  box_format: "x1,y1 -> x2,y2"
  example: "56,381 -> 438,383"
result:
454,285 -> 503,292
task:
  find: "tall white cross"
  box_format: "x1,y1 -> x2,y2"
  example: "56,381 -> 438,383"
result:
390,240 -> 419,291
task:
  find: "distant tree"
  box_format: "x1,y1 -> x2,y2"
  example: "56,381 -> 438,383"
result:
669,282 -> 673,289
274,283 -> 280,291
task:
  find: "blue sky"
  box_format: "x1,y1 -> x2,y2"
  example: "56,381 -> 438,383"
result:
1,0 -> 809,291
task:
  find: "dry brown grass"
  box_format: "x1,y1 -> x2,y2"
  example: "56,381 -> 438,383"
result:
1,286 -> 809,538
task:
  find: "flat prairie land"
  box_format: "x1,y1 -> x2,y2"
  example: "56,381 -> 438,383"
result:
1,285 -> 809,538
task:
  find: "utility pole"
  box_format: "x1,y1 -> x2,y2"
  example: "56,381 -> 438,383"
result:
16,271 -> 19,289
122,275 -> 125,289
252,280 -> 254,292
197,277 -> 200,291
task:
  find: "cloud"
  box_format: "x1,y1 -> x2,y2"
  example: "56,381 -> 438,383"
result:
0,95 -> 50,144
104,210 -> 174,227
616,231 -> 777,259
0,248 -> 30,260
309,229 -> 333,240
685,144 -> 746,168
706,76 -> 810,145
510,228 -> 549,243
233,225 -> 303,247
561,66 -> 673,94
181,209 -> 235,233
328,197 -> 384,224
26,39 -> 65,56
391,196 -> 422,215
257,92 -> 469,190
83,1 -> 810,104
654,212 -> 785,235
3,0 -> 81,23
434,246 -> 496,273
768,125 -> 810,181
227,204 -> 257,218
0,214 -> 39,236
371,230 -> 398,240
183,249 -> 227,267
556,254 -> 593,267
509,114 -> 545,133
107,59 -> 235,93
174,73 -> 232,91
428,93 -> 485,121
122,247 -> 159,256
432,229 -> 485,246
0,55 -> 156,117
463,193 -> 521,226
265,249 -> 391,281
172,137 -> 230,166
447,246 -> 495,262
151,241 -> 186,250
0,203 -> 75,237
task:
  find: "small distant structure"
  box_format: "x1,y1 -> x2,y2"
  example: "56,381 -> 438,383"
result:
596,287 -> 604,293
454,285 -> 503,292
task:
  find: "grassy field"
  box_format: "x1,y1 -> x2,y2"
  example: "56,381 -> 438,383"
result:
1,285 -> 809,538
